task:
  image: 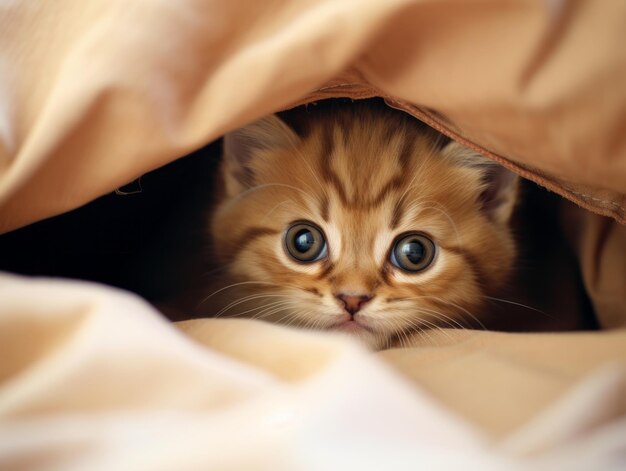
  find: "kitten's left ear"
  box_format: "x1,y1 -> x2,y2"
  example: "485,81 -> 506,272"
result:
443,141 -> 520,224
222,115 -> 299,196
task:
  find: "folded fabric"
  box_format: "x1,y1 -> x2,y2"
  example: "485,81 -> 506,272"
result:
1,274 -> 625,470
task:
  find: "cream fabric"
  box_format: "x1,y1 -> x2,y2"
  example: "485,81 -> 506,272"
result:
1,274 -> 625,470
1,1 -> 626,469
0,1 -> 625,231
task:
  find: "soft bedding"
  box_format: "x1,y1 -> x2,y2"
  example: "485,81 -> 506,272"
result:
1,1 -> 625,469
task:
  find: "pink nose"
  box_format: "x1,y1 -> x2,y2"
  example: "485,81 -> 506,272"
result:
335,293 -> 372,315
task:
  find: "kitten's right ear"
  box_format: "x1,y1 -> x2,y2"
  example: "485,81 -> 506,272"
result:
442,141 -> 519,225
222,115 -> 299,196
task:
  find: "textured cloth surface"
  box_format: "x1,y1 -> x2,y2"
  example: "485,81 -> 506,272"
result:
0,1 -> 625,230
1,274 -> 625,470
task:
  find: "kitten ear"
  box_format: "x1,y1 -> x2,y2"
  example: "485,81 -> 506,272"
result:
222,115 -> 299,196
442,141 -> 519,224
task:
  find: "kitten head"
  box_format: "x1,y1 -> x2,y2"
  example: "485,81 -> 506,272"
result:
208,101 -> 518,349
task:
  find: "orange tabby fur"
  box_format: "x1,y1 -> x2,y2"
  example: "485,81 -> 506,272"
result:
199,100 -> 518,350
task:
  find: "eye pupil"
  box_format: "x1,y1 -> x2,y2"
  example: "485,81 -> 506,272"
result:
402,240 -> 425,264
294,229 -> 314,253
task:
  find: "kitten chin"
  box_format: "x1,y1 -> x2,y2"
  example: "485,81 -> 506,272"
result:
194,99 -> 519,350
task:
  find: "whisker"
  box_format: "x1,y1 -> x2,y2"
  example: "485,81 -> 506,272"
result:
389,295 -> 470,330
249,307 -> 291,321
404,294 -> 487,331
422,304 -> 472,330
380,316 -> 412,350
249,301 -> 302,320
433,298 -> 487,331
282,310 -> 309,329
223,298 -> 296,318
215,293 -> 294,317
396,322 -> 413,349
399,314 -> 453,344
305,310 -> 325,331
197,280 -> 284,308
413,310 -> 462,331
483,296 -> 551,317
391,316 -> 417,349
270,307 -> 310,330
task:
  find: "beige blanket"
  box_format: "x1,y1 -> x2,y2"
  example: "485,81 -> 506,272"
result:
1,1 -> 625,469
1,275 -> 625,470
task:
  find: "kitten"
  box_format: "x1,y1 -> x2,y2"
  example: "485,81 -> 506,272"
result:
197,99 -> 519,350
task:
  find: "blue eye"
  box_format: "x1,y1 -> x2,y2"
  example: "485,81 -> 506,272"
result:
390,233 -> 436,272
285,222 -> 327,262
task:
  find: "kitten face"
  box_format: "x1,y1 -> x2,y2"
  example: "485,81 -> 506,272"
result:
206,101 -> 518,350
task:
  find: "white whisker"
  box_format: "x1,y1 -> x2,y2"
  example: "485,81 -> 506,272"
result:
216,293 -> 294,317
483,296 -> 550,317
224,298 -> 296,318
197,280 -> 283,308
